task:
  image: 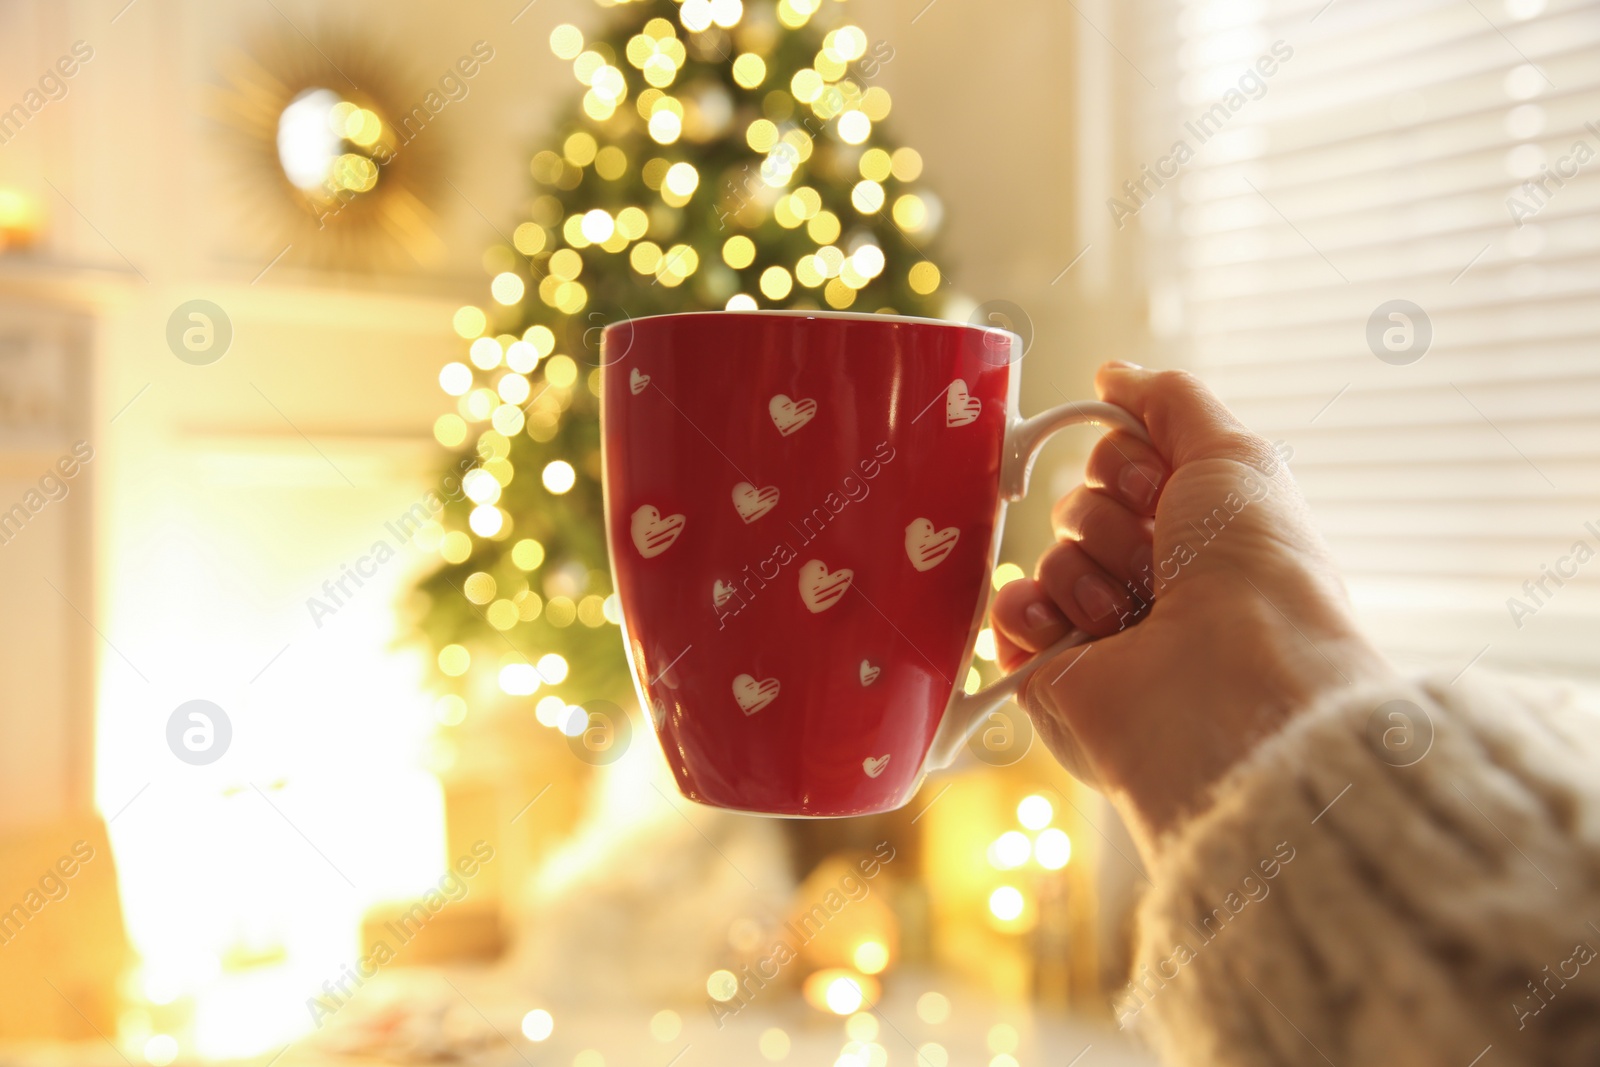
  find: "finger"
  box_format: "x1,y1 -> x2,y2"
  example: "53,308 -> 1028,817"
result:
1096,363 -> 1279,471
1035,540 -> 1142,638
1050,485 -> 1154,589
991,577 -> 1072,671
994,627 -> 1031,674
1083,431 -> 1168,516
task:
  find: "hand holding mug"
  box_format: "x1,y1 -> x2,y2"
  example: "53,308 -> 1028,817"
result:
992,364 -> 1397,851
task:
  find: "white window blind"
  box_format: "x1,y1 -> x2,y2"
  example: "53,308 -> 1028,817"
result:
1132,0 -> 1600,679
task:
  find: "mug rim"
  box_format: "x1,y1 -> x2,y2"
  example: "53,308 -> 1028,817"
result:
602,307 -> 1019,342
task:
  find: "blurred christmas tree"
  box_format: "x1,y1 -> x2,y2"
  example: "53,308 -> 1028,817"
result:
413,0 -> 946,721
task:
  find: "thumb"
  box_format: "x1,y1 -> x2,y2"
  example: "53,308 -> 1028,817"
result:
1096,363 -> 1280,472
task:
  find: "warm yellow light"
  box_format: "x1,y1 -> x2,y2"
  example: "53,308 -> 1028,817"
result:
536,653 -> 570,685
908,260 -> 941,295
850,180 -> 885,214
974,627 -> 997,661
542,459 -> 576,494
846,1012 -> 879,1042
545,354 -> 578,387
732,53 -> 767,88
563,132 -> 598,167
825,976 -> 863,1014
576,209 -> 613,244
918,1045 -> 950,1067
664,162 -> 700,197
964,666 -> 981,694
824,278 -> 857,309
891,146 -> 924,181
852,941 -> 889,974
521,1009 -> 554,1041
795,255 -> 825,288
469,504 -> 504,537
438,644 -> 470,676
469,337 -> 502,369
723,234 -> 756,268
463,571 -> 497,604
649,1010 -> 681,1042
439,362 -> 473,396
143,1035 -> 179,1067
806,210 -> 841,244
859,148 -> 892,182
616,206 -> 649,239
525,324 -> 556,356
660,244 -> 699,278
497,373 -> 531,405
1035,827 -> 1072,869
837,110 -> 871,144
989,885 -> 1025,922
894,194 -> 929,231
747,118 -> 779,152
1018,794 -> 1053,830
512,539 -> 546,570
759,1029 -> 791,1061
992,562 -> 1025,589
710,0 -> 743,26
602,594 -> 623,623
759,266 -> 793,300
546,596 -> 577,627
988,830 -> 1031,869
707,970 -> 739,1001
513,222 -> 546,255
463,468 -> 501,505
440,531 -> 471,563
631,241 -> 663,274
833,26 -> 868,60
549,24 -> 583,59
648,110 -> 683,144
791,68 -> 823,103
916,991 -> 950,1024
453,305 -> 487,338
433,414 -> 467,446
535,695 -> 566,727
486,600 -> 518,630
500,662 -> 541,696
506,340 -> 538,373
861,86 -> 892,121
726,293 -> 758,310
596,146 -> 628,180
563,215 -> 591,248
491,272 -> 524,305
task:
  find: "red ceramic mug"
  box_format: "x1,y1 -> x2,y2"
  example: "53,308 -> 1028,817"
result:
601,311 -> 1147,817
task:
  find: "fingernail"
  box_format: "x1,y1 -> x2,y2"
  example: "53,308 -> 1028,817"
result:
1074,573 -> 1118,621
1118,463 -> 1163,508
1023,601 -> 1065,632
1106,360 -> 1144,370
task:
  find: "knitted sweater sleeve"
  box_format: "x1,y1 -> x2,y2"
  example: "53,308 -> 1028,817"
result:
1120,674 -> 1600,1067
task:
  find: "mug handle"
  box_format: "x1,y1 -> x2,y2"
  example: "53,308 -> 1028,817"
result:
924,400 -> 1152,771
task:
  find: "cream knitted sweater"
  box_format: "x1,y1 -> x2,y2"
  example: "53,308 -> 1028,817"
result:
1120,674 -> 1600,1066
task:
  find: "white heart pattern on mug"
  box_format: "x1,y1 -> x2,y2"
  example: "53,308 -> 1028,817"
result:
732,481 -> 780,523
732,673 -> 780,715
629,368 -> 650,395
859,659 -> 880,686
799,559 -> 854,613
945,379 -> 982,427
905,518 -> 960,571
631,505 -> 686,558
769,394 -> 818,436
863,754 -> 891,778
712,579 -> 737,609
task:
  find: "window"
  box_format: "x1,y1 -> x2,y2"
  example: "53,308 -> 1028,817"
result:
1132,0 -> 1600,681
